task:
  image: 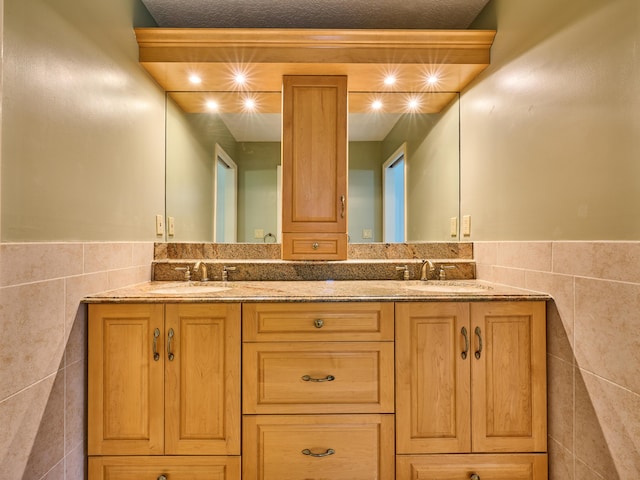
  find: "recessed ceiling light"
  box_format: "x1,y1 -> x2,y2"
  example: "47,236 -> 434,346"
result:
372,100 -> 383,110
234,73 -> 247,85
408,98 -> 420,111
206,100 -> 218,111
384,75 -> 396,86
243,98 -> 256,111
189,74 -> 202,84
426,74 -> 439,85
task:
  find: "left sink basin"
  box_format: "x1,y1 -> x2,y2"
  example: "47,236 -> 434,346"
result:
149,284 -> 231,295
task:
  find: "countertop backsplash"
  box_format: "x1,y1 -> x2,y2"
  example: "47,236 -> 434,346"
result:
153,242 -> 475,282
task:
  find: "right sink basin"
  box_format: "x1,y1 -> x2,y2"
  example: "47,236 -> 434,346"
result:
402,281 -> 492,294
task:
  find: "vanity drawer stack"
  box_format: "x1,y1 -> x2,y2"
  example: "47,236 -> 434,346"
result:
241,302 -> 395,480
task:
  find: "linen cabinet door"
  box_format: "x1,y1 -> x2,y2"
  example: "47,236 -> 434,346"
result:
88,304 -> 165,456
164,303 -> 241,455
88,456 -> 241,480
396,453 -> 547,480
395,302 -> 471,454
281,75 -> 348,260
470,302 -> 547,453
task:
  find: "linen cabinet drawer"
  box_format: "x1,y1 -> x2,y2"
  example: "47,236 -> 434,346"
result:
243,342 -> 394,414
243,414 -> 394,480
282,233 -> 348,260
242,302 -> 394,341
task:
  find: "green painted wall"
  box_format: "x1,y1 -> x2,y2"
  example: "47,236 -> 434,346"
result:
1,0 -> 166,241
462,0 -> 640,240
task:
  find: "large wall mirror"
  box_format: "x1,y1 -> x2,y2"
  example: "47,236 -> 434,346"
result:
165,90 -> 460,243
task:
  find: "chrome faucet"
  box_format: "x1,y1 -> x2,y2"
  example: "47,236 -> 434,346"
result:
222,266 -> 236,282
420,260 -> 436,281
194,261 -> 209,282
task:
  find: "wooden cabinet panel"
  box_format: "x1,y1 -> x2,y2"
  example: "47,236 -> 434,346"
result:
470,302 -> 547,453
243,414 -> 394,480
395,303 -> 471,454
243,342 -> 394,414
88,456 -> 241,480
165,304 -> 241,455
243,302 -> 394,342
395,301 -> 546,455
282,75 -> 348,260
89,303 -> 241,463
396,454 -> 547,480
88,304 -> 165,456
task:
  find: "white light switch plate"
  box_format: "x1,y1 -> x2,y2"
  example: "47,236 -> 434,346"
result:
155,215 -> 164,236
168,216 -> 175,236
450,217 -> 458,236
462,215 -> 471,236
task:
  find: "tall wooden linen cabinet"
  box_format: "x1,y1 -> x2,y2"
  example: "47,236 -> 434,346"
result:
281,75 -> 348,260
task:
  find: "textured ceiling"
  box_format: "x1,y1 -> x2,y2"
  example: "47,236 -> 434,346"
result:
141,0 -> 490,29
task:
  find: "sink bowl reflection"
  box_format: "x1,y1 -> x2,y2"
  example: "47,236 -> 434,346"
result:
403,282 -> 491,294
149,284 -> 231,295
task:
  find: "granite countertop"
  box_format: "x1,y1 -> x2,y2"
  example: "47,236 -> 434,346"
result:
84,279 -> 550,303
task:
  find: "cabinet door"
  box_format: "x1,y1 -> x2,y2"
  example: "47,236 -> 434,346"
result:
396,303 -> 471,454
89,456 -> 241,480
396,453 -> 548,480
282,75 -> 348,260
88,304 -> 165,456
165,304 -> 241,455
470,302 -> 547,453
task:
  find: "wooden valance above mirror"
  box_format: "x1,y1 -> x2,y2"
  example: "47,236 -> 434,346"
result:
134,28 -> 496,113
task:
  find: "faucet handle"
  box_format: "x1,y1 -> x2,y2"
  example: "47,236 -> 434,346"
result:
438,265 -> 456,281
222,265 -> 236,281
395,265 -> 410,281
175,266 -> 191,281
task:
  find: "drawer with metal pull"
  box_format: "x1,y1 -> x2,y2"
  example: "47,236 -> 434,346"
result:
242,302 -> 394,342
242,414 -> 394,480
243,341 -> 394,414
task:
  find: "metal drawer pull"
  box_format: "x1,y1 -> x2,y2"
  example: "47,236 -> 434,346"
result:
314,319 -> 324,328
340,195 -> 346,218
167,328 -> 175,361
461,326 -> 469,360
153,328 -> 161,361
312,242 -> 320,250
470,474 -> 480,480
302,374 -> 335,382
158,475 -> 167,480
302,448 -> 335,457
474,326 -> 483,359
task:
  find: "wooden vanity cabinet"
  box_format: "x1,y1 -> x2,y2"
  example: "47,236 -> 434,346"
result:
395,301 -> 547,479
281,75 -> 348,260
88,303 -> 241,479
